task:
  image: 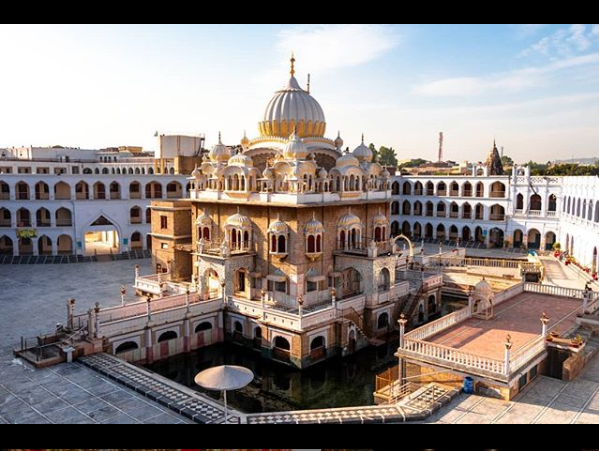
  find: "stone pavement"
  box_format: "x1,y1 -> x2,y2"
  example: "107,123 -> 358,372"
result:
0,259 -> 152,345
423,354 -> 599,424
0,346 -> 189,424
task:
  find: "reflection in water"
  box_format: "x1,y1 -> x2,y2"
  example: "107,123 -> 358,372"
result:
146,340 -> 399,413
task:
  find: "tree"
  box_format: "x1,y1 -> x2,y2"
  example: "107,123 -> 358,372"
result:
368,143 -> 378,162
378,146 -> 398,167
501,155 -> 514,167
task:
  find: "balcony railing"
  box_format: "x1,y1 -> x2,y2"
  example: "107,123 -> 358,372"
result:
489,213 -> 505,220
490,190 -> 506,198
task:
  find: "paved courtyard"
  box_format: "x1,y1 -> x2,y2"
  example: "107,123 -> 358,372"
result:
0,259 -> 190,424
0,259 -> 152,344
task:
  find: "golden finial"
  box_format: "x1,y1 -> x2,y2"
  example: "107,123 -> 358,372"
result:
290,52 -> 296,77
361,133 -> 365,144
307,73 -> 310,93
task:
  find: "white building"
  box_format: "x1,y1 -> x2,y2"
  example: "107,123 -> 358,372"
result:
0,144 -> 191,258
391,162 -> 598,272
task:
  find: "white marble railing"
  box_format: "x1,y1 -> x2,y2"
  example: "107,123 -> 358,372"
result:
494,282 -> 525,306
405,306 -> 471,341
509,336 -> 546,373
403,338 -> 506,375
524,282 -> 599,301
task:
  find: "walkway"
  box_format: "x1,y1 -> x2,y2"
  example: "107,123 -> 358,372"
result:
0,346 -> 188,424
79,353 -> 240,423
541,257 -> 588,290
423,353 -> 599,424
246,383 -> 459,424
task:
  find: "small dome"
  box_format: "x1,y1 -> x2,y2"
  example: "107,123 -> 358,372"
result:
284,129 -> 309,160
228,151 -> 254,167
268,214 -> 289,234
352,134 -> 373,163
209,132 -> 231,162
334,131 -> 344,149
373,208 -> 388,226
191,165 -> 202,180
336,149 -> 360,168
318,167 -> 328,178
305,212 -> 324,234
240,131 -> 250,148
338,208 -> 362,228
226,207 -> 252,228
475,278 -> 492,291
381,167 -> 390,178
196,211 -> 212,226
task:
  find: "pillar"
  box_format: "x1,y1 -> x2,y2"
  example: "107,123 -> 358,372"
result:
66,298 -> 75,330
398,314 -> 408,387
504,334 -> 513,375
540,312 -> 549,337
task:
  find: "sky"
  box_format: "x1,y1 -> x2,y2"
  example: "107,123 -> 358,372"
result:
0,24 -> 598,163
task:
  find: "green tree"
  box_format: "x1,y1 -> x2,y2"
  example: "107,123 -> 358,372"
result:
378,146 -> 398,167
501,155 -> 514,167
368,143 -> 378,161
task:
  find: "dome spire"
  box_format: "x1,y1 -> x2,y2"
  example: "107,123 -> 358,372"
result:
361,133 -> 365,144
290,52 -> 296,77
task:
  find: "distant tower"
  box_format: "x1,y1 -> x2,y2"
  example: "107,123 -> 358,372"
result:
438,132 -> 444,162
500,146 -> 504,158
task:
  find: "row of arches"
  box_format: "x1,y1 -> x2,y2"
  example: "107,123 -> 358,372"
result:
392,200 -> 505,221
82,166 -> 173,175
0,232 -> 151,256
392,180 -> 507,198
1,180 -> 186,201
114,321 -> 214,354
563,196 -> 599,222
0,207 -> 72,227
515,193 -> 557,212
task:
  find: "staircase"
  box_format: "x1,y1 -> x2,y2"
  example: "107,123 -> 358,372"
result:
404,283 -> 426,325
341,306 -> 385,346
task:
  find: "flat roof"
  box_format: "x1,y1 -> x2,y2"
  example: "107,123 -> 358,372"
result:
427,292 -> 581,360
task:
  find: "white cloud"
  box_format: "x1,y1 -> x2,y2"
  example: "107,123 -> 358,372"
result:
414,52 -> 599,97
276,24 -> 400,71
520,24 -> 598,58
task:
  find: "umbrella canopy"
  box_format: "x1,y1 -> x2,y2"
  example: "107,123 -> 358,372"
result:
194,365 -> 254,391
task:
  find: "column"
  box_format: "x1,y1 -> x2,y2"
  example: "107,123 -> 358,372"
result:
66,298 -> 75,330
398,314 -> 408,387
540,312 -> 549,337
504,334 -> 513,375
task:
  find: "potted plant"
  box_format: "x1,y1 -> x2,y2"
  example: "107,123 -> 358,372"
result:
570,334 -> 584,348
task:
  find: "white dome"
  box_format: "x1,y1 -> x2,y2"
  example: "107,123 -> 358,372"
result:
228,152 -> 254,167
338,208 -> 362,228
259,55 -> 326,138
284,130 -> 309,160
352,134 -> 373,163
336,149 -> 360,168
209,132 -> 231,163
334,131 -> 344,149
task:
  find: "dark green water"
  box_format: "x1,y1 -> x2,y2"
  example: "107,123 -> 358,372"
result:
147,298 -> 464,413
147,340 -> 400,413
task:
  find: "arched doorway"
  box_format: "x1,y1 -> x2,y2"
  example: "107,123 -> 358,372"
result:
513,229 -> 524,248
527,229 -> 541,250
84,215 -> 120,255
489,228 -> 504,248
545,231 -> 556,251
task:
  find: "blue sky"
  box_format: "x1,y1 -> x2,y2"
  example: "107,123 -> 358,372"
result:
1,24 -> 598,163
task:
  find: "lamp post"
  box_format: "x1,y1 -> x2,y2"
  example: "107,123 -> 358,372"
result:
504,334 -> 513,375
540,311 -> 549,337
120,284 -> 127,307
